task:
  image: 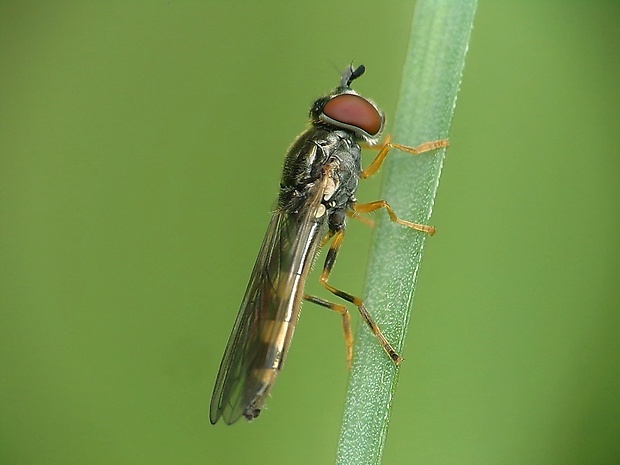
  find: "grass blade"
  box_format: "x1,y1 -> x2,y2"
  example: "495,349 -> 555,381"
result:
335,1 -> 477,464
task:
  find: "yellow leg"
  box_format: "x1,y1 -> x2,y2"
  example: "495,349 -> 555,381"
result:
317,229 -> 403,365
352,201 -> 436,235
346,208 -> 375,228
304,294 -> 353,368
361,136 -> 449,179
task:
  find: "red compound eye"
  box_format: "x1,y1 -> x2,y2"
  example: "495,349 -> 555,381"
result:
322,94 -> 382,136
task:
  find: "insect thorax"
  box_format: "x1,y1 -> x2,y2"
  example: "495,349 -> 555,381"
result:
279,127 -> 361,231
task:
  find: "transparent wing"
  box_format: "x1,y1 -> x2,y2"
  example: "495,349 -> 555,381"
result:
209,182 -> 327,425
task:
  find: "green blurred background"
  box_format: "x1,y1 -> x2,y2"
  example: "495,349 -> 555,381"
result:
1,2 -> 619,464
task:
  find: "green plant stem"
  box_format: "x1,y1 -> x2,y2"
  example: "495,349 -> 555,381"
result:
335,1 -> 477,464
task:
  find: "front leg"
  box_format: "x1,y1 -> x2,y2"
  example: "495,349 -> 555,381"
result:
361,136 -> 449,179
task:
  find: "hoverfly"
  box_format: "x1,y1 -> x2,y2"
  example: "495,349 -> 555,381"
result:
210,64 -> 448,425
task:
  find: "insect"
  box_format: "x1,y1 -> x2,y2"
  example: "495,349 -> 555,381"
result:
209,64 -> 448,425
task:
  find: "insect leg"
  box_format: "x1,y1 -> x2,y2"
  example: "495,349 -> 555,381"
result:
346,208 -> 375,228
319,229 -> 403,365
319,229 -> 335,248
352,201 -> 436,235
361,135 -> 449,179
304,294 -> 353,368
